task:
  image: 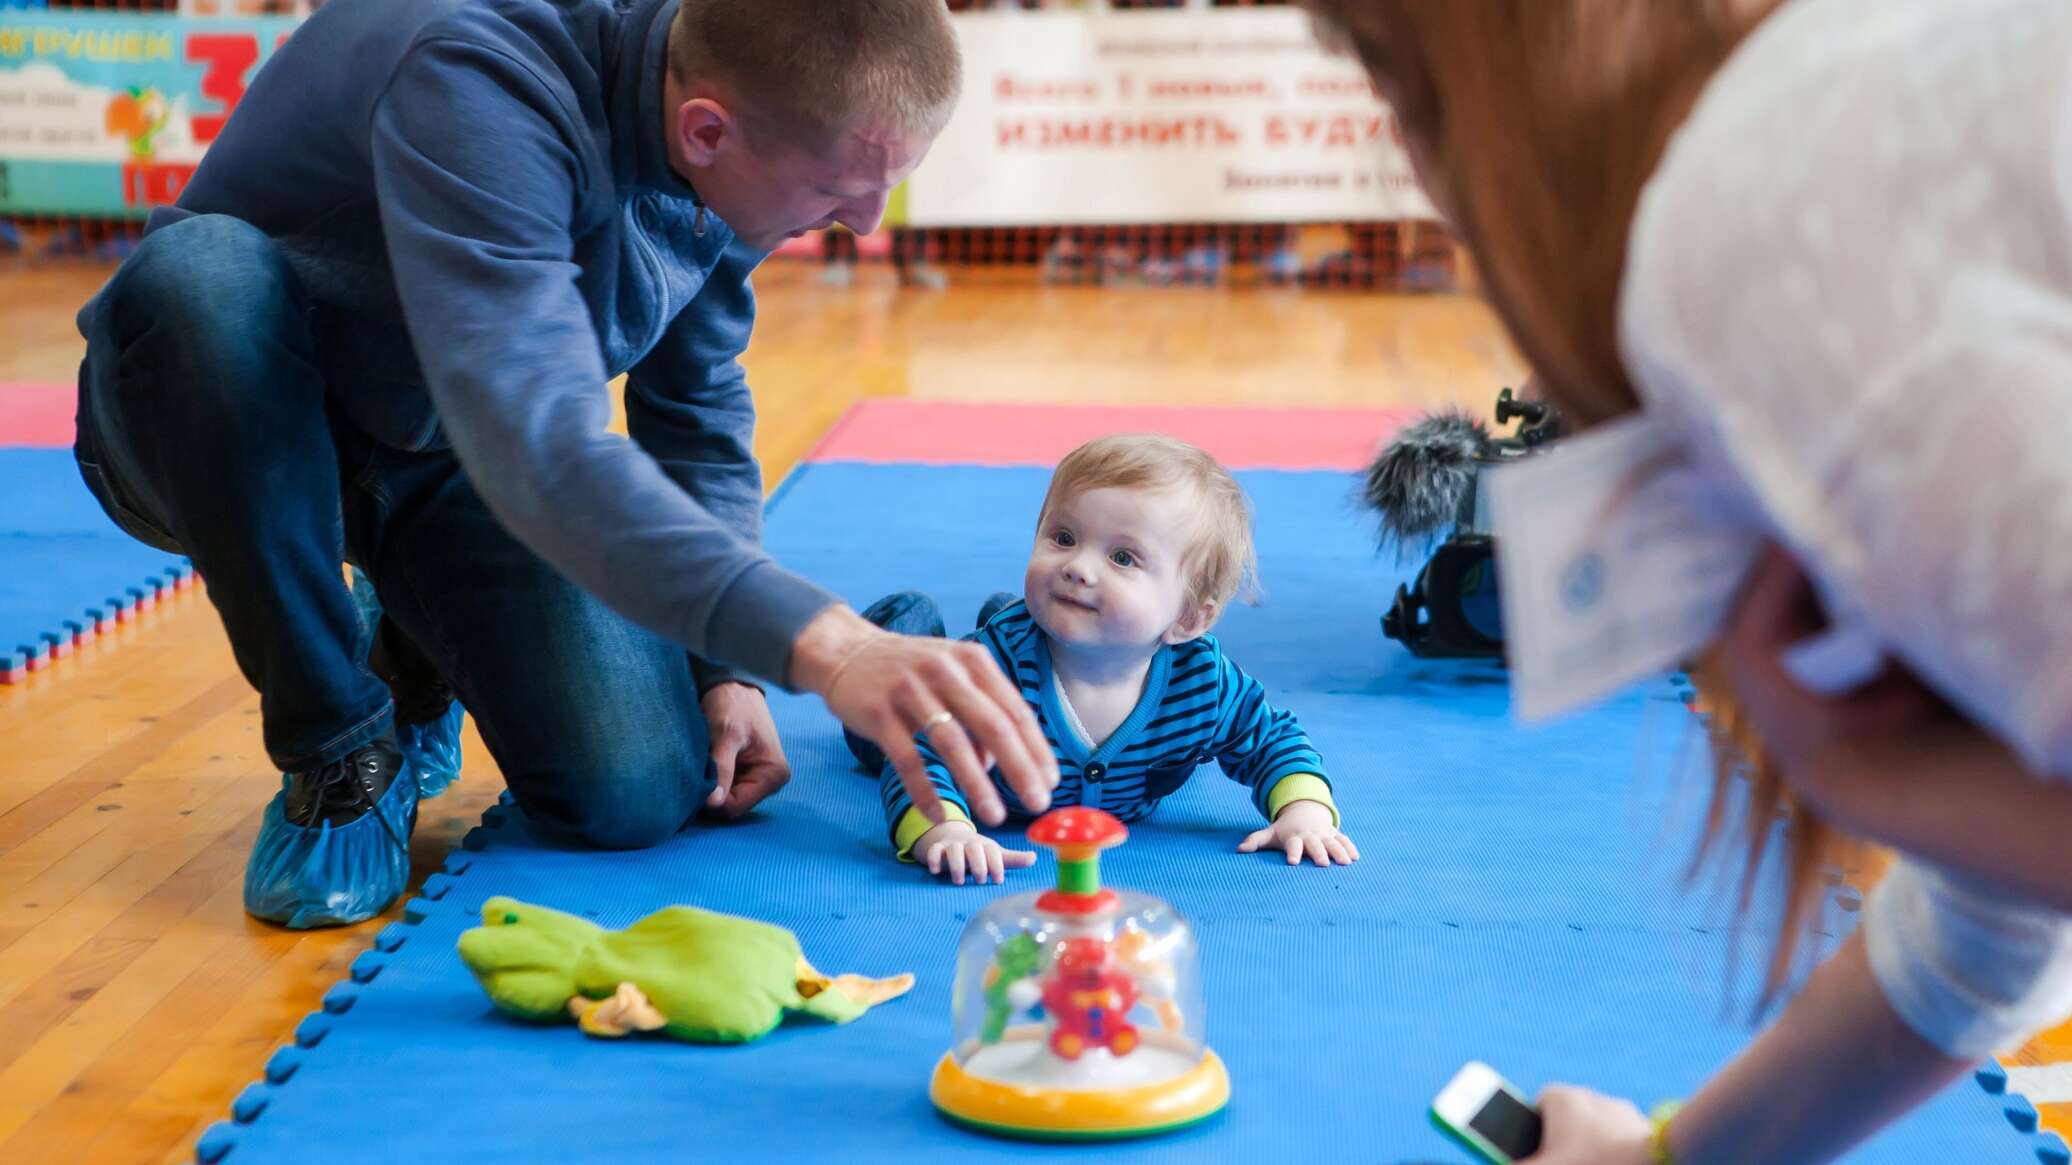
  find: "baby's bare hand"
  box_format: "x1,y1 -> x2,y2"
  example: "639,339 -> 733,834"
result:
1239,800 -> 1359,867
914,821 -> 1039,885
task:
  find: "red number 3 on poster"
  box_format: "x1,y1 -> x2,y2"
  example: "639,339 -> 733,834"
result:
185,33 -> 262,145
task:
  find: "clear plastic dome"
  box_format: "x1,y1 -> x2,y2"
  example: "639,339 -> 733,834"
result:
924,804 -> 1226,1144
946,887 -> 1209,1090
930,809 -> 1228,1139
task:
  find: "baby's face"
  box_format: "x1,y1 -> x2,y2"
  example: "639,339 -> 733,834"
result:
1024,485 -> 1201,654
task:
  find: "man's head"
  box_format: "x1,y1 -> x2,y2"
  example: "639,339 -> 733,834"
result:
1024,435 -> 1259,654
663,0 -> 962,251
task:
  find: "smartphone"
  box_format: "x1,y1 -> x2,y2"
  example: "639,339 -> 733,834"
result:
1430,1061 -> 1544,1164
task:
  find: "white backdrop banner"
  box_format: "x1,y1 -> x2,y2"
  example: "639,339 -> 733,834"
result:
901,7 -> 1435,227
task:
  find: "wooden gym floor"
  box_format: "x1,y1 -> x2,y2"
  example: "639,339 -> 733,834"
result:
0,258 -> 2063,1161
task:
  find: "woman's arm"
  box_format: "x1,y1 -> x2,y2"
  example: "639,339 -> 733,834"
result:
1717,549 -> 2072,1059
1666,930 -> 1974,1165
1527,932 -> 1970,1165
1811,721 -> 2072,914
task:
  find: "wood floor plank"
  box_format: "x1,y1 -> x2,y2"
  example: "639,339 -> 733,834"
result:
0,675 -> 249,855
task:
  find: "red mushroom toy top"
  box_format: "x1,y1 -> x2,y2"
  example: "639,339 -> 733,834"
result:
1028,807 -> 1128,853
1027,808 -> 1128,917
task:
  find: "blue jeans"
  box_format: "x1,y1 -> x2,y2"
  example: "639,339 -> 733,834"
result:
74,214 -> 710,849
842,590 -> 1017,773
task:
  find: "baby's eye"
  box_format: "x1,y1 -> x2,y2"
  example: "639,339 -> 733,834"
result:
1052,530 -> 1076,548
1110,550 -> 1136,568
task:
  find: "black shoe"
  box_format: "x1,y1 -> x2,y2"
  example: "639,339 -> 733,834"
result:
284,736 -> 405,828
368,615 -> 454,726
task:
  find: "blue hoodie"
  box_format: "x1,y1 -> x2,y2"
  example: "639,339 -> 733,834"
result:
104,0 -> 838,689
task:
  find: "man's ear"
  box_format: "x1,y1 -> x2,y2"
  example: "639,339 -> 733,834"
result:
1163,598 -> 1219,645
675,97 -> 738,167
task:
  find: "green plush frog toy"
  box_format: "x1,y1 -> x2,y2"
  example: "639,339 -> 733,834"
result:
457,896 -> 914,1043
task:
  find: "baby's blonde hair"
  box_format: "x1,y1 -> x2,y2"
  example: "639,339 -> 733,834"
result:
1039,435 -> 1259,621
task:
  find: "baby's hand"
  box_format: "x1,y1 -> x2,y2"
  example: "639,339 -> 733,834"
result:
1239,800 -> 1359,867
912,821 -> 1038,885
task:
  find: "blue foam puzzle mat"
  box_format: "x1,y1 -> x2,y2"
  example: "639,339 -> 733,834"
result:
198,462 -> 2046,1163
0,449 -> 190,680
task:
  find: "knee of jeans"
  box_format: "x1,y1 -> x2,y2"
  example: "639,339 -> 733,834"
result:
103,215 -> 304,370
546,748 -> 707,851
558,790 -> 695,852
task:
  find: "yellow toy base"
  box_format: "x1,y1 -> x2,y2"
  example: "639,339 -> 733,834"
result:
930,1031 -> 1230,1141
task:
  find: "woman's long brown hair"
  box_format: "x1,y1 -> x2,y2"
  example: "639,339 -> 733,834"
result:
1305,0 -> 1835,1004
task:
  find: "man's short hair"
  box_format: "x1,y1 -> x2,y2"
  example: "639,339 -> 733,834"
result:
669,0 -> 962,152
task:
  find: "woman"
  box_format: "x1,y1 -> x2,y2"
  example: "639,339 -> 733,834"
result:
1301,1 -> 2072,1161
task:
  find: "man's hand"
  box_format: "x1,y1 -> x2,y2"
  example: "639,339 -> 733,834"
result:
789,606 -> 1059,827
702,682 -> 791,817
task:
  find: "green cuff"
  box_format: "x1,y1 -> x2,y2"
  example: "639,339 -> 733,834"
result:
893,802 -> 971,862
1266,774 -> 1339,828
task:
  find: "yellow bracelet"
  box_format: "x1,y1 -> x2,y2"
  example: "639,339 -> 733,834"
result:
1648,1101 -> 1683,1165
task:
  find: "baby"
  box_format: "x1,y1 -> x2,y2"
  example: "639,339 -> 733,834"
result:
847,434 -> 1358,883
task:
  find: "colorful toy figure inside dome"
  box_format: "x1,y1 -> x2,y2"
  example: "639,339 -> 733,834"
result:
930,808 -> 1230,1140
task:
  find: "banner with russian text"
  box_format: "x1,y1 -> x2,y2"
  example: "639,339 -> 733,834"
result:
0,11 -> 299,218
902,7 -> 1434,227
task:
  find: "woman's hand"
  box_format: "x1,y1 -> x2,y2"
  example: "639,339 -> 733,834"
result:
1518,1085 -> 1653,1165
1713,546 -> 1950,832
1716,546 -> 2072,909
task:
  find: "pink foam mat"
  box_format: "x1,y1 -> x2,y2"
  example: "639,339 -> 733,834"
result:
0,383 -> 74,448
4,389 -> 1420,469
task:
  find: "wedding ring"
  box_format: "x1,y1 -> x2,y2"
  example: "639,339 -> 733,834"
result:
919,710 -> 956,734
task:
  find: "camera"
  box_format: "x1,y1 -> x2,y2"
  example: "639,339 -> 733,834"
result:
1367,387 -> 1565,660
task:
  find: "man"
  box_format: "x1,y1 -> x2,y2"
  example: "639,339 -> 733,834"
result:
74,0 -> 1056,928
